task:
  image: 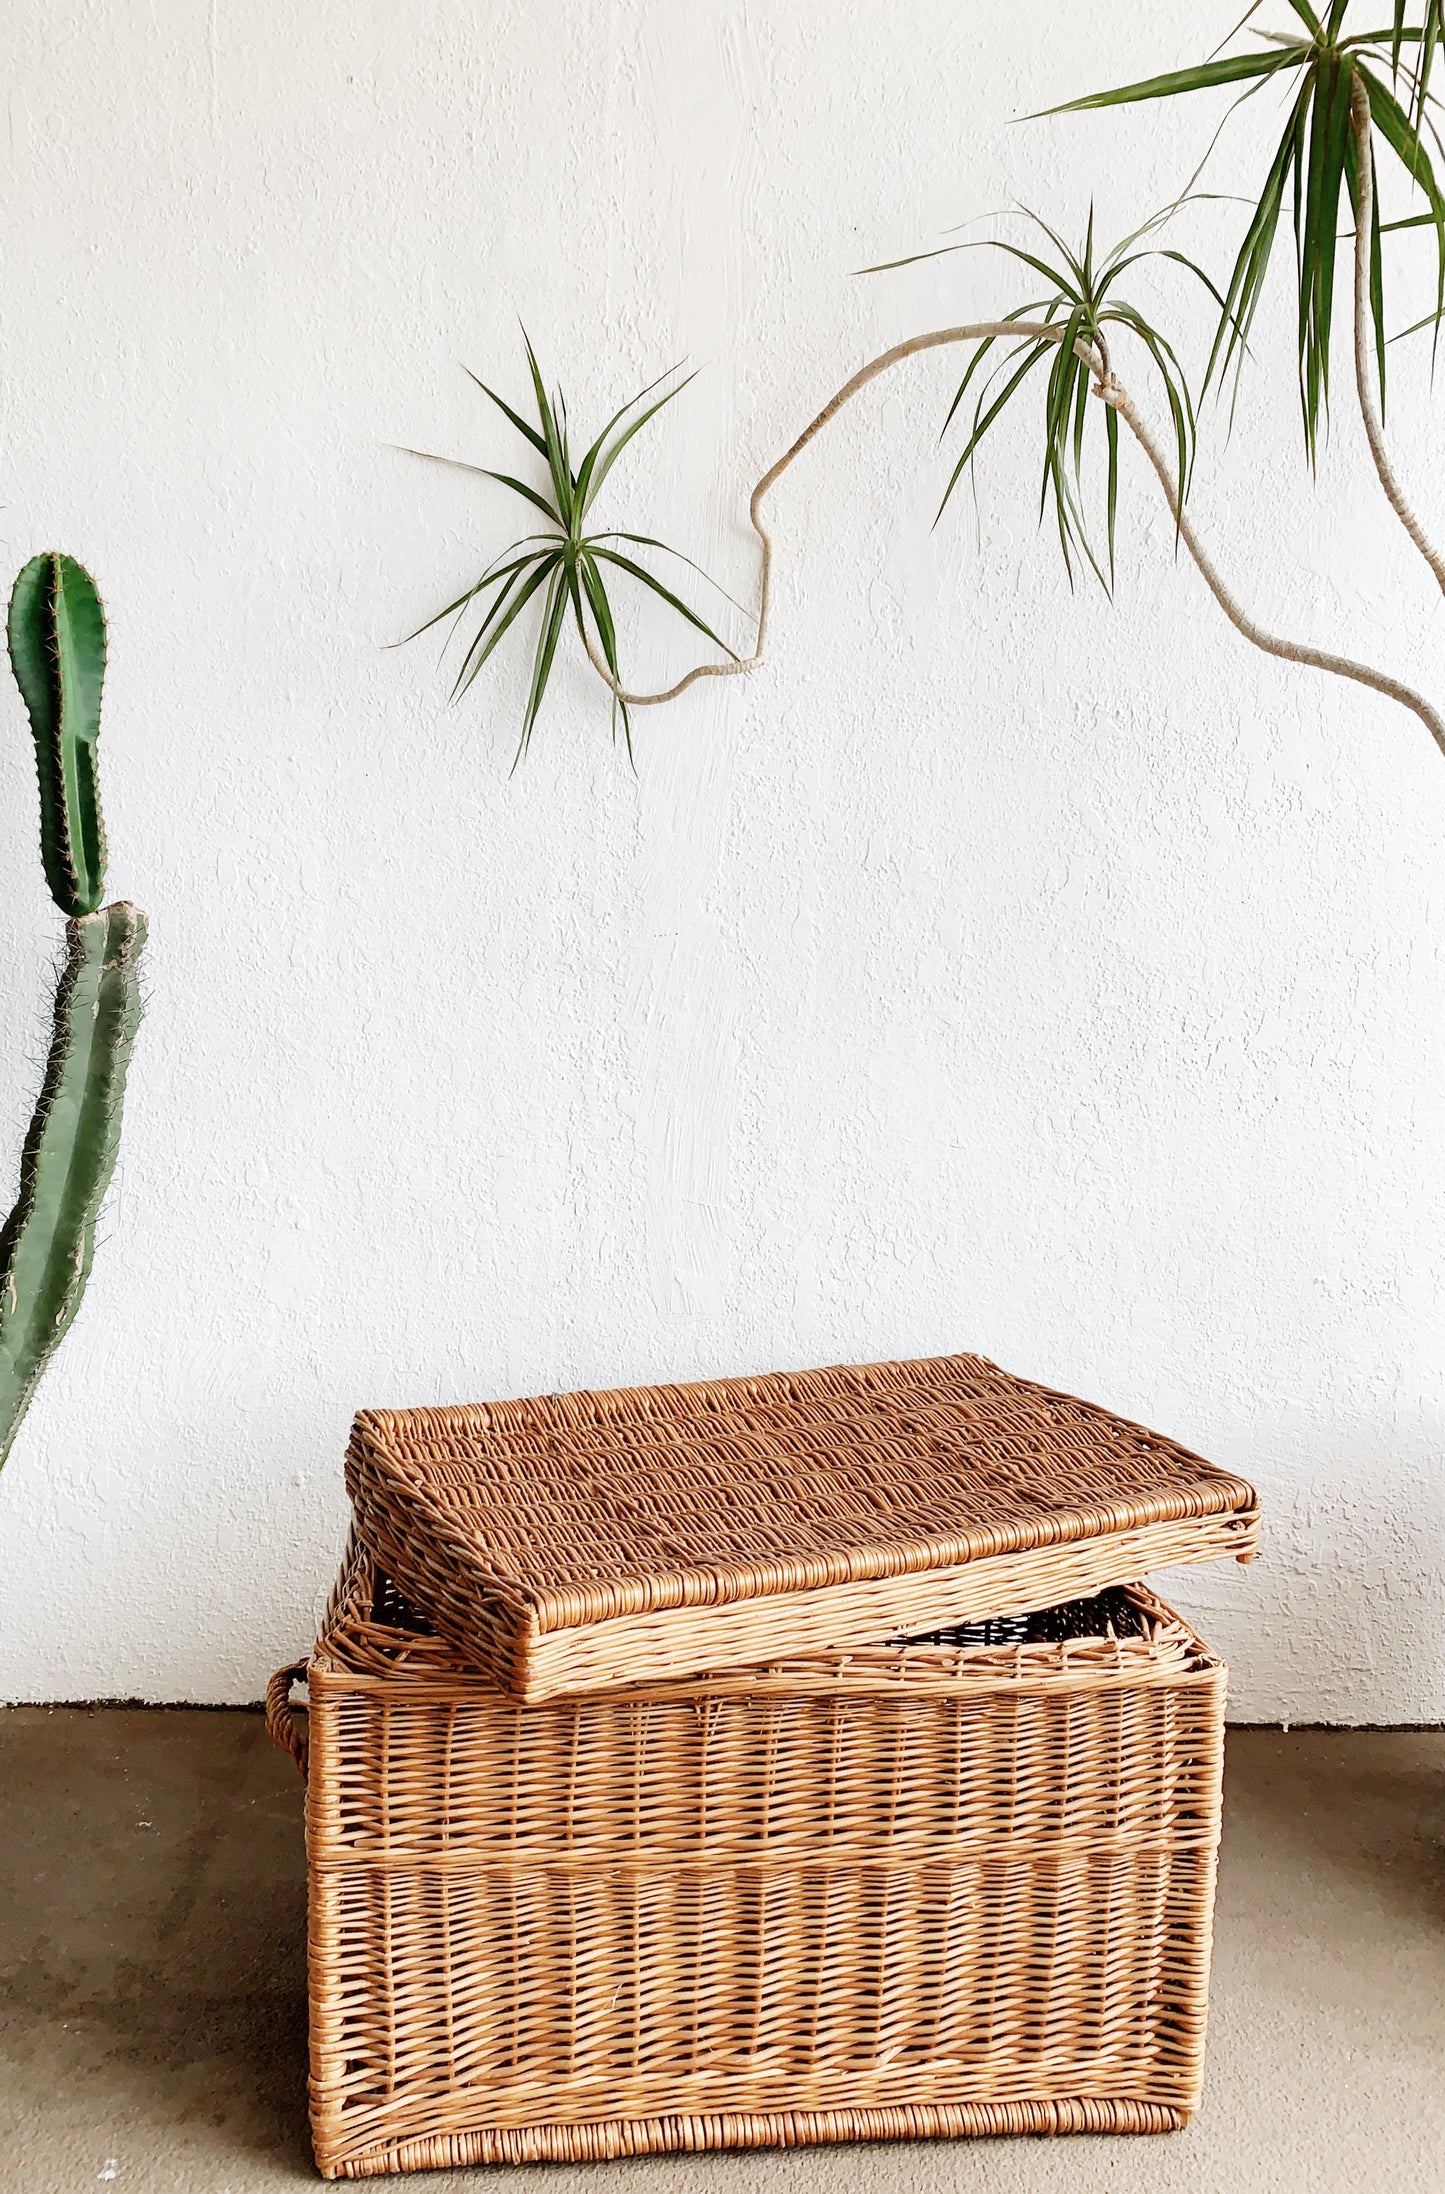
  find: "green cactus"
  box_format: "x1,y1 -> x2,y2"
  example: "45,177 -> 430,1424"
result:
0,558 -> 145,1473
7,552 -> 108,917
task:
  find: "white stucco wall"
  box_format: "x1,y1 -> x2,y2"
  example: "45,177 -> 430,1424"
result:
0,1 -> 1441,1717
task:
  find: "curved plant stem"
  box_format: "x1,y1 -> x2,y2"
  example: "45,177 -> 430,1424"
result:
579,323 -> 1081,705
1349,69 -> 1445,602
1102,375 -> 1445,761
583,321 -> 1445,759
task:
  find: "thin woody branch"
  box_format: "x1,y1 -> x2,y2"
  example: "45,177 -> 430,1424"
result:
1102,377 -> 1445,763
581,323 -> 1084,706
583,324 -> 1445,760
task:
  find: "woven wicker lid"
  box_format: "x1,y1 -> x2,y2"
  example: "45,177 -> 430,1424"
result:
346,1351 -> 1258,1700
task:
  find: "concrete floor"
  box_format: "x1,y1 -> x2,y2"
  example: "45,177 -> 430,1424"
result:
0,1718 -> 1440,2194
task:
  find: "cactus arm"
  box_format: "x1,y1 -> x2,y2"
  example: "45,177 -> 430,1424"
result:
0,903 -> 145,1471
6,554 -> 108,916
51,563 -> 106,904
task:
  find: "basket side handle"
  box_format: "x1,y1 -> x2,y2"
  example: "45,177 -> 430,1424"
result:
266,1659 -> 310,1781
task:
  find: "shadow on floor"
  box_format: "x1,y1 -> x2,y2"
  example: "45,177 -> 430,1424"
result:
0,1705 -> 313,2182
1222,1727 -> 1445,1929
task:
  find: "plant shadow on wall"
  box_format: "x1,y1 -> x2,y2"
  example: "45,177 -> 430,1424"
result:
402,5 -> 1445,771
0,556 -> 145,1480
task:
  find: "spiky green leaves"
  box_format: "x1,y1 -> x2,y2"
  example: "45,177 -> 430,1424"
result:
0,904 -> 146,1473
866,209 -> 1212,590
1042,6 -> 1445,459
1390,0 -> 1444,134
404,336 -> 739,765
7,554 -> 109,916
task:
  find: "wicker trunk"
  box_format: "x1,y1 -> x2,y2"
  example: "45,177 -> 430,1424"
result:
271,1547 -> 1227,2180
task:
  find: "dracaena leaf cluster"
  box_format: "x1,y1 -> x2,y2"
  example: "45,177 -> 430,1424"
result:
1051,2 -> 1445,461
403,335 -> 738,765
865,205 -> 1221,590
865,3 -> 1445,589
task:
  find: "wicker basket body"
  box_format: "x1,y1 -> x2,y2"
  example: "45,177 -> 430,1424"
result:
275,1548 -> 1227,2180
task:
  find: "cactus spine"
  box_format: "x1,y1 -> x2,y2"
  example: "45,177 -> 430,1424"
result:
0,556 -> 145,1472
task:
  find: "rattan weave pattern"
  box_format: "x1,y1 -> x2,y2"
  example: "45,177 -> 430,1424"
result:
279,1546 -> 1227,2179
346,1352 -> 1257,1698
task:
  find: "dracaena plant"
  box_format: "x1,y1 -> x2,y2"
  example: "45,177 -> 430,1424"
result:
402,334 -> 740,764
860,202 -> 1220,592
1016,0 -> 1445,748
1052,2 -> 1445,463
407,6 -> 1445,769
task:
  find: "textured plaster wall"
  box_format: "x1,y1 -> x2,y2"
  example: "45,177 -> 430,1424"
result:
0,1 -> 1442,1717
